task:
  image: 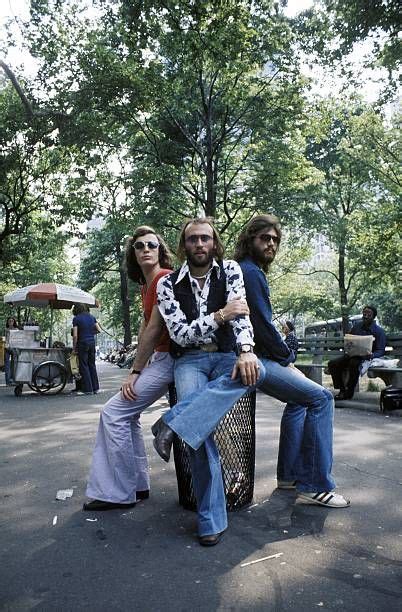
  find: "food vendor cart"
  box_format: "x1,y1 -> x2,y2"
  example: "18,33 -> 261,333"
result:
4,283 -> 98,397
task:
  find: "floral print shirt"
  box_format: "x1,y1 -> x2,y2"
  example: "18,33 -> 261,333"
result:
156,259 -> 254,348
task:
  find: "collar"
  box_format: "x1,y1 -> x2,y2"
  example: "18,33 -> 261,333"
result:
175,259 -> 220,285
242,256 -> 264,272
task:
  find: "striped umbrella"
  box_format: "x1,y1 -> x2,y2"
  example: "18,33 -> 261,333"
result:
4,283 -> 98,309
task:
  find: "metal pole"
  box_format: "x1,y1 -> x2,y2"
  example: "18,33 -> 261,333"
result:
49,307 -> 53,346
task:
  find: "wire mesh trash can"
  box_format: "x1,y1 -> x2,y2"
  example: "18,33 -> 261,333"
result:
169,385 -> 256,512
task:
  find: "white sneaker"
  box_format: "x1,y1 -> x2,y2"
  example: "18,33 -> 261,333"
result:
297,491 -> 350,508
277,480 -> 297,489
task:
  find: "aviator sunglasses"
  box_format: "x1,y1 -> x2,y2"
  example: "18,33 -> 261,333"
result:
133,240 -> 160,251
185,234 -> 213,245
258,233 -> 279,245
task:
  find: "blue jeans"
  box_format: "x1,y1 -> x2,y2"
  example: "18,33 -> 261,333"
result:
4,349 -> 12,384
164,359 -> 335,493
77,341 -> 99,393
169,350 -> 239,537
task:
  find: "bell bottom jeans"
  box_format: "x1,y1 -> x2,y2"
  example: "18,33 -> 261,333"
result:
171,350 -> 244,537
164,359 -> 335,494
86,352 -> 174,503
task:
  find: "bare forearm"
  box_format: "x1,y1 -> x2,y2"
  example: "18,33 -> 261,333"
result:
72,328 -> 78,351
131,324 -> 162,372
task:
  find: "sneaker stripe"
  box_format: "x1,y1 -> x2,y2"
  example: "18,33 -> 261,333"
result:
315,492 -> 334,504
298,492 -> 349,508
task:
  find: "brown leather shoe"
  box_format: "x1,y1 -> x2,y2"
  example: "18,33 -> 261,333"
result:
198,531 -> 224,547
153,422 -> 174,462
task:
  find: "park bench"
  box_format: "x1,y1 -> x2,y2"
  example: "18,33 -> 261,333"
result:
295,336 -> 343,384
366,333 -> 402,387
296,333 -> 402,388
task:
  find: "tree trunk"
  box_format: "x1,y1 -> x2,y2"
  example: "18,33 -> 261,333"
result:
116,243 -> 132,346
204,87 -> 216,217
338,242 -> 349,334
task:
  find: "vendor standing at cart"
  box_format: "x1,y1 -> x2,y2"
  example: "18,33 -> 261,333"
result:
4,316 -> 19,385
72,304 -> 101,394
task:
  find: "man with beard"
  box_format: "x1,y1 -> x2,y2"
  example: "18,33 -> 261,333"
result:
154,214 -> 350,519
154,217 -> 260,546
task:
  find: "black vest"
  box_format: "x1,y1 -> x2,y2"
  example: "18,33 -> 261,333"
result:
169,262 -> 236,358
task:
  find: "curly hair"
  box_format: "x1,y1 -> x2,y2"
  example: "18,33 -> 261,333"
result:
176,217 -> 225,262
125,226 -> 174,284
233,214 -> 282,270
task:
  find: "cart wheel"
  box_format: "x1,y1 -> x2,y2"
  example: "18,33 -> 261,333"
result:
31,361 -> 67,395
14,384 -> 23,397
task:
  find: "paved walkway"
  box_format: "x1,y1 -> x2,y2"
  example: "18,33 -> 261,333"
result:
0,362 -> 401,611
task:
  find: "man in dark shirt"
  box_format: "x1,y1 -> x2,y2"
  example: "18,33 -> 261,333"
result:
328,306 -> 386,400
154,215 -> 350,510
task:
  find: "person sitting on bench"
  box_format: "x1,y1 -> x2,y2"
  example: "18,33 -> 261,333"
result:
328,305 -> 386,401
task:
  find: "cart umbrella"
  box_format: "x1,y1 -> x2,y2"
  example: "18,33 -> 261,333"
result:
4,283 -> 99,343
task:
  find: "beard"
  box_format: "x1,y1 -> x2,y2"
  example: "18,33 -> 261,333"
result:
250,244 -> 276,271
186,248 -> 215,268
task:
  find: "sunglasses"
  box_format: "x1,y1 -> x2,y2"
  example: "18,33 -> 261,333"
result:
133,240 -> 160,251
258,233 -> 279,245
185,234 -> 213,245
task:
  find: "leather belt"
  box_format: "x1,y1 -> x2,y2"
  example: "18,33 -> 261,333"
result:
184,342 -> 219,353
200,343 -> 219,353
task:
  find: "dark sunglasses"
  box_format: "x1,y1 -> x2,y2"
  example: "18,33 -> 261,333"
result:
258,233 -> 279,245
133,240 -> 160,251
185,234 -> 213,245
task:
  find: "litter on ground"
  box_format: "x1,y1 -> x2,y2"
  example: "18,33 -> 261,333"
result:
240,552 -> 283,567
56,489 -> 74,501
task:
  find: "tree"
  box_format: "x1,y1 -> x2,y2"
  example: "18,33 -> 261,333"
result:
0,215 -> 75,335
23,0 -> 310,235
78,220 -> 135,346
295,0 -> 401,98
75,147 -> 182,344
292,98 -> 400,331
0,78 -> 95,265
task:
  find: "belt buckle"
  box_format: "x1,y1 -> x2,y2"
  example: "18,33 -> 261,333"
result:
201,343 -> 218,353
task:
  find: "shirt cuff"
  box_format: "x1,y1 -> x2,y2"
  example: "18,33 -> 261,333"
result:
203,314 -> 219,333
278,351 -> 294,367
235,329 -> 255,347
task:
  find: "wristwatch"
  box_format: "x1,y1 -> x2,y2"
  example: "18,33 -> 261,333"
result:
239,344 -> 254,354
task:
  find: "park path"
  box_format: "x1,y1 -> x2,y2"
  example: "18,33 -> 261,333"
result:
0,362 -> 401,611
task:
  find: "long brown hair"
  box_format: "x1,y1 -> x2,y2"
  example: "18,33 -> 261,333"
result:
176,217 -> 225,263
125,225 -> 174,284
234,214 -> 282,270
